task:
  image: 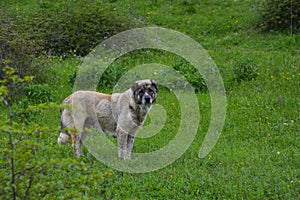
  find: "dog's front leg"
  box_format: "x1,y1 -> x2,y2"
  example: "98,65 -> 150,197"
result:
117,127 -> 128,159
125,135 -> 135,159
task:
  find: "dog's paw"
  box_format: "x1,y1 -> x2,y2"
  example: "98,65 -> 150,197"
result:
58,132 -> 70,145
74,152 -> 82,158
124,155 -> 131,160
118,151 -> 131,160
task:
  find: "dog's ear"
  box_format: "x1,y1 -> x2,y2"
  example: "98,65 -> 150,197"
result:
131,82 -> 140,94
151,80 -> 158,93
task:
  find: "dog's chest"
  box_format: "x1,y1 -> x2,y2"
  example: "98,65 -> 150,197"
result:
96,100 -> 117,133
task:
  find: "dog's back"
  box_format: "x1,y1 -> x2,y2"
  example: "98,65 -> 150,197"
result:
58,91 -> 118,145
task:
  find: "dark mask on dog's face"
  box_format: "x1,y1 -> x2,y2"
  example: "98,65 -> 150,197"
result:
131,80 -> 158,105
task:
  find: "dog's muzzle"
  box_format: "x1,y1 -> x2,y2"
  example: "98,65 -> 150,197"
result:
142,93 -> 152,104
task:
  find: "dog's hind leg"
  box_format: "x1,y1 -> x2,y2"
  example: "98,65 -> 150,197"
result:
74,117 -> 95,157
74,128 -> 89,157
74,135 -> 82,157
70,131 -> 78,156
58,108 -> 72,145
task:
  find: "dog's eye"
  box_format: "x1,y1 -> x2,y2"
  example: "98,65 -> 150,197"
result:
138,89 -> 144,94
148,89 -> 154,94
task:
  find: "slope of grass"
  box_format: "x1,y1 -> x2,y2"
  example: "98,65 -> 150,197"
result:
1,0 -> 299,199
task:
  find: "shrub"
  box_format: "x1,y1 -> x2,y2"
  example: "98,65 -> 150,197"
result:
256,0 -> 300,32
0,9 -> 44,80
0,67 -> 114,199
25,84 -> 54,104
13,84 -> 55,123
1,0 -> 135,99
29,0 -> 135,56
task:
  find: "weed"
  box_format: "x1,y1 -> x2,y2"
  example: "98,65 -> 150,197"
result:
233,58 -> 259,83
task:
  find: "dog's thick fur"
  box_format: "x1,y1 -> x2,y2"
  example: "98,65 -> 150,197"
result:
58,79 -> 158,159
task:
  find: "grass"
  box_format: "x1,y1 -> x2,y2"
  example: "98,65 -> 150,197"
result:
1,0 -> 300,199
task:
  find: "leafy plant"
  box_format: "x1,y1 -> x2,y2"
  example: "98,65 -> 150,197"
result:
0,9 -> 44,81
28,0 -> 135,56
12,84 -> 55,123
0,67 -> 37,200
25,84 -> 54,104
0,67 -> 114,199
256,0 -> 300,32
1,0 -> 135,99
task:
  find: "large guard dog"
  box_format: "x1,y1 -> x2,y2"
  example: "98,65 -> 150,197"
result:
58,80 -> 158,159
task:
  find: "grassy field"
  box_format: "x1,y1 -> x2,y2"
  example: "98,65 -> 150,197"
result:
1,0 -> 299,199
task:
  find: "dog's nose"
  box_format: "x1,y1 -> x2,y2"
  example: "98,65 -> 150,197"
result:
143,95 -> 152,104
144,96 -> 151,103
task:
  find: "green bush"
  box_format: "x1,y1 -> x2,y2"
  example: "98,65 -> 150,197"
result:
0,9 -> 44,80
25,84 -> 54,104
257,0 -> 300,32
0,67 -> 114,199
12,84 -> 55,123
29,0 -> 135,56
1,0 -> 135,92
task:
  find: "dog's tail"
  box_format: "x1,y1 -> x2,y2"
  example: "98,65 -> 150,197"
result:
58,109 -> 71,145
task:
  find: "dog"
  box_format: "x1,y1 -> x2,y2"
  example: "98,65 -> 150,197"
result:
58,79 -> 158,159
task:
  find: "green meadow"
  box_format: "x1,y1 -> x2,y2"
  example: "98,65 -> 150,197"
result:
1,0 -> 299,199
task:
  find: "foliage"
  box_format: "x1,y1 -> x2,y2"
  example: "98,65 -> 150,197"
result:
26,0 -> 135,56
1,0 -> 135,93
25,84 -> 54,104
68,50 -> 207,93
1,0 -> 299,199
13,84 -> 55,123
0,67 -> 114,199
0,9 -> 44,81
256,0 -> 300,32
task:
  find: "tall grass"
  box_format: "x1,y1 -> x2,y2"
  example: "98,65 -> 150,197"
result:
1,0 -> 299,199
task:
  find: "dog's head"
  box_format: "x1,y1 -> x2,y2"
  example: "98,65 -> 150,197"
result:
131,79 -> 158,105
